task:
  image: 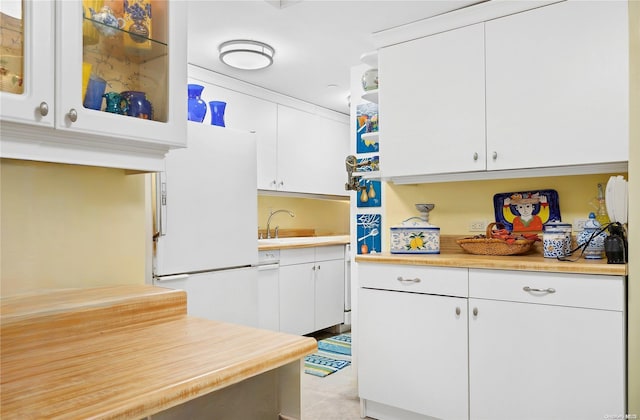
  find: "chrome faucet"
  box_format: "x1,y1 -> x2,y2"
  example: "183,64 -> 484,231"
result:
266,209 -> 295,239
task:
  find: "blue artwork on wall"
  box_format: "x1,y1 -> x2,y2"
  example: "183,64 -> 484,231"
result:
356,213 -> 381,254
357,180 -> 381,208
356,103 -> 379,154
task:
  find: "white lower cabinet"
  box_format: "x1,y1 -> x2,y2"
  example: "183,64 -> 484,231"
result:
468,269 -> 626,420
357,263 -> 626,420
279,246 -> 345,335
358,263 -> 469,420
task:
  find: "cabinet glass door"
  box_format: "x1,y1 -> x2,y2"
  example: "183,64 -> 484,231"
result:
0,0 -> 23,95
81,0 -> 167,122
56,0 -> 186,146
0,0 -> 54,126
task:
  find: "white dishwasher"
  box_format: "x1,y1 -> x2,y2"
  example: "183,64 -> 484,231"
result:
257,250 -> 280,331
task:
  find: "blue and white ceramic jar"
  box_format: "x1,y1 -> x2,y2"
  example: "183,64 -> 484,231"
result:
577,212 -> 606,259
542,220 -> 572,258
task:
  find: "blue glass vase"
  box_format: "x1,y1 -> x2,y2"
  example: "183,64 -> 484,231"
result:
187,84 -> 207,122
209,101 -> 226,127
121,91 -> 153,120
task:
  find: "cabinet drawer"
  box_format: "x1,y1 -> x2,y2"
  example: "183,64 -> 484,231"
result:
469,269 -> 624,311
280,248 -> 315,266
359,263 -> 468,297
315,245 -> 345,262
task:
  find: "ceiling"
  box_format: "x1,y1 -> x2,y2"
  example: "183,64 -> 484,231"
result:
187,0 -> 482,115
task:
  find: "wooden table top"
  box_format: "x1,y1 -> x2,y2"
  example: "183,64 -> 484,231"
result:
1,285 -> 317,419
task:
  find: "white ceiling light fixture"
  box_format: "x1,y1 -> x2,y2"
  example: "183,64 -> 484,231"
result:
219,40 -> 275,70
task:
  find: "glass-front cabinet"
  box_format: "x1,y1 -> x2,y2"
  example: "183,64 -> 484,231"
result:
0,0 -> 187,171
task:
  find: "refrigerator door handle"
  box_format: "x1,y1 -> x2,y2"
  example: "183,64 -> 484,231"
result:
155,172 -> 167,237
154,274 -> 189,282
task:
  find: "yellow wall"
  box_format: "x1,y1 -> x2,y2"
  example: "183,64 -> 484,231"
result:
258,194 -> 349,236
0,159 -> 147,296
384,173 -> 624,237
627,0 -> 639,414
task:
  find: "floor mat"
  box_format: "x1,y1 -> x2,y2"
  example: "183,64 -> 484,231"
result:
305,333 -> 351,377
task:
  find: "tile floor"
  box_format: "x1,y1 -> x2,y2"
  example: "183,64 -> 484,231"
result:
301,330 -> 368,420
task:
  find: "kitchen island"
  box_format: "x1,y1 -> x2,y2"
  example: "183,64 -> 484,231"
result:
0,285 -> 317,419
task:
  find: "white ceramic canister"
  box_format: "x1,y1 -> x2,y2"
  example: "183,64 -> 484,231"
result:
542,221 -> 572,258
390,217 -> 440,254
361,68 -> 378,91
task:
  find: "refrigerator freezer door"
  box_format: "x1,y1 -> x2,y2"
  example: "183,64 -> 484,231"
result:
154,266 -> 259,327
155,122 -> 258,276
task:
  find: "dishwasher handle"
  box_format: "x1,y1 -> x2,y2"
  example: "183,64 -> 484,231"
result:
257,263 -> 280,271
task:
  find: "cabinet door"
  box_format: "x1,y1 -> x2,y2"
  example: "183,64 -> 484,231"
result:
189,80 -> 278,191
380,23 -> 486,178
0,0 -> 55,127
55,1 -> 186,147
314,258 -> 344,331
277,105 -> 349,196
154,267 -> 259,327
485,1 -> 628,170
359,287 -> 468,419
279,262 -> 315,335
469,298 -> 625,419
311,115 -> 349,196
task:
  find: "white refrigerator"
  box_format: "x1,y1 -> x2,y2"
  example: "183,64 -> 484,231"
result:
152,122 -> 259,327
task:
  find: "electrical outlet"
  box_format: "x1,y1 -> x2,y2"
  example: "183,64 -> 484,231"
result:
573,218 -> 588,231
469,220 -> 488,232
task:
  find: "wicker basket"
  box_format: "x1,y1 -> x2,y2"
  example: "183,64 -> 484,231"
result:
456,222 -> 536,256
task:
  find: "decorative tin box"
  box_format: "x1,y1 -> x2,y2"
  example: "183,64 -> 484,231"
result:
390,204 -> 440,254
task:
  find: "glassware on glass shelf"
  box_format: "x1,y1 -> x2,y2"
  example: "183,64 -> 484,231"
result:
123,0 -> 152,53
121,90 -> 153,120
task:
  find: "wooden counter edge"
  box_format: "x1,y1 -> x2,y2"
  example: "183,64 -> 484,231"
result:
355,253 -> 627,276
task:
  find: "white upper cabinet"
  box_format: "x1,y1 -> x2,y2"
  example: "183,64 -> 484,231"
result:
1,0 -> 187,171
277,104 -> 349,196
379,23 -> 486,178
0,1 -> 55,127
187,80 -> 278,190
485,0 -> 629,170
188,68 -> 349,197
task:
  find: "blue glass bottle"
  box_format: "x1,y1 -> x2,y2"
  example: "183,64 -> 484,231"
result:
187,84 -> 207,122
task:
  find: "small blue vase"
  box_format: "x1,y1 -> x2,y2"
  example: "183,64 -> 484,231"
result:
121,91 -> 153,120
209,101 -> 226,127
187,84 -> 207,122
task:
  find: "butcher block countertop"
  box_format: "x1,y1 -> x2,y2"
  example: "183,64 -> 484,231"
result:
0,285 -> 317,419
258,234 -> 350,251
355,236 -> 627,276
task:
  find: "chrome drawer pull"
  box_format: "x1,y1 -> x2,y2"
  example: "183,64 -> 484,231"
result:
397,276 -> 421,284
523,286 -> 556,294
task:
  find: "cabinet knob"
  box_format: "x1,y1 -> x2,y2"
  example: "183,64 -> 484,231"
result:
67,108 -> 78,122
278,181 -> 284,187
271,180 -> 277,186
492,151 -> 498,160
317,265 -> 320,270
473,152 -> 478,161
455,307 -> 461,316
473,307 -> 478,316
39,101 -> 49,117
